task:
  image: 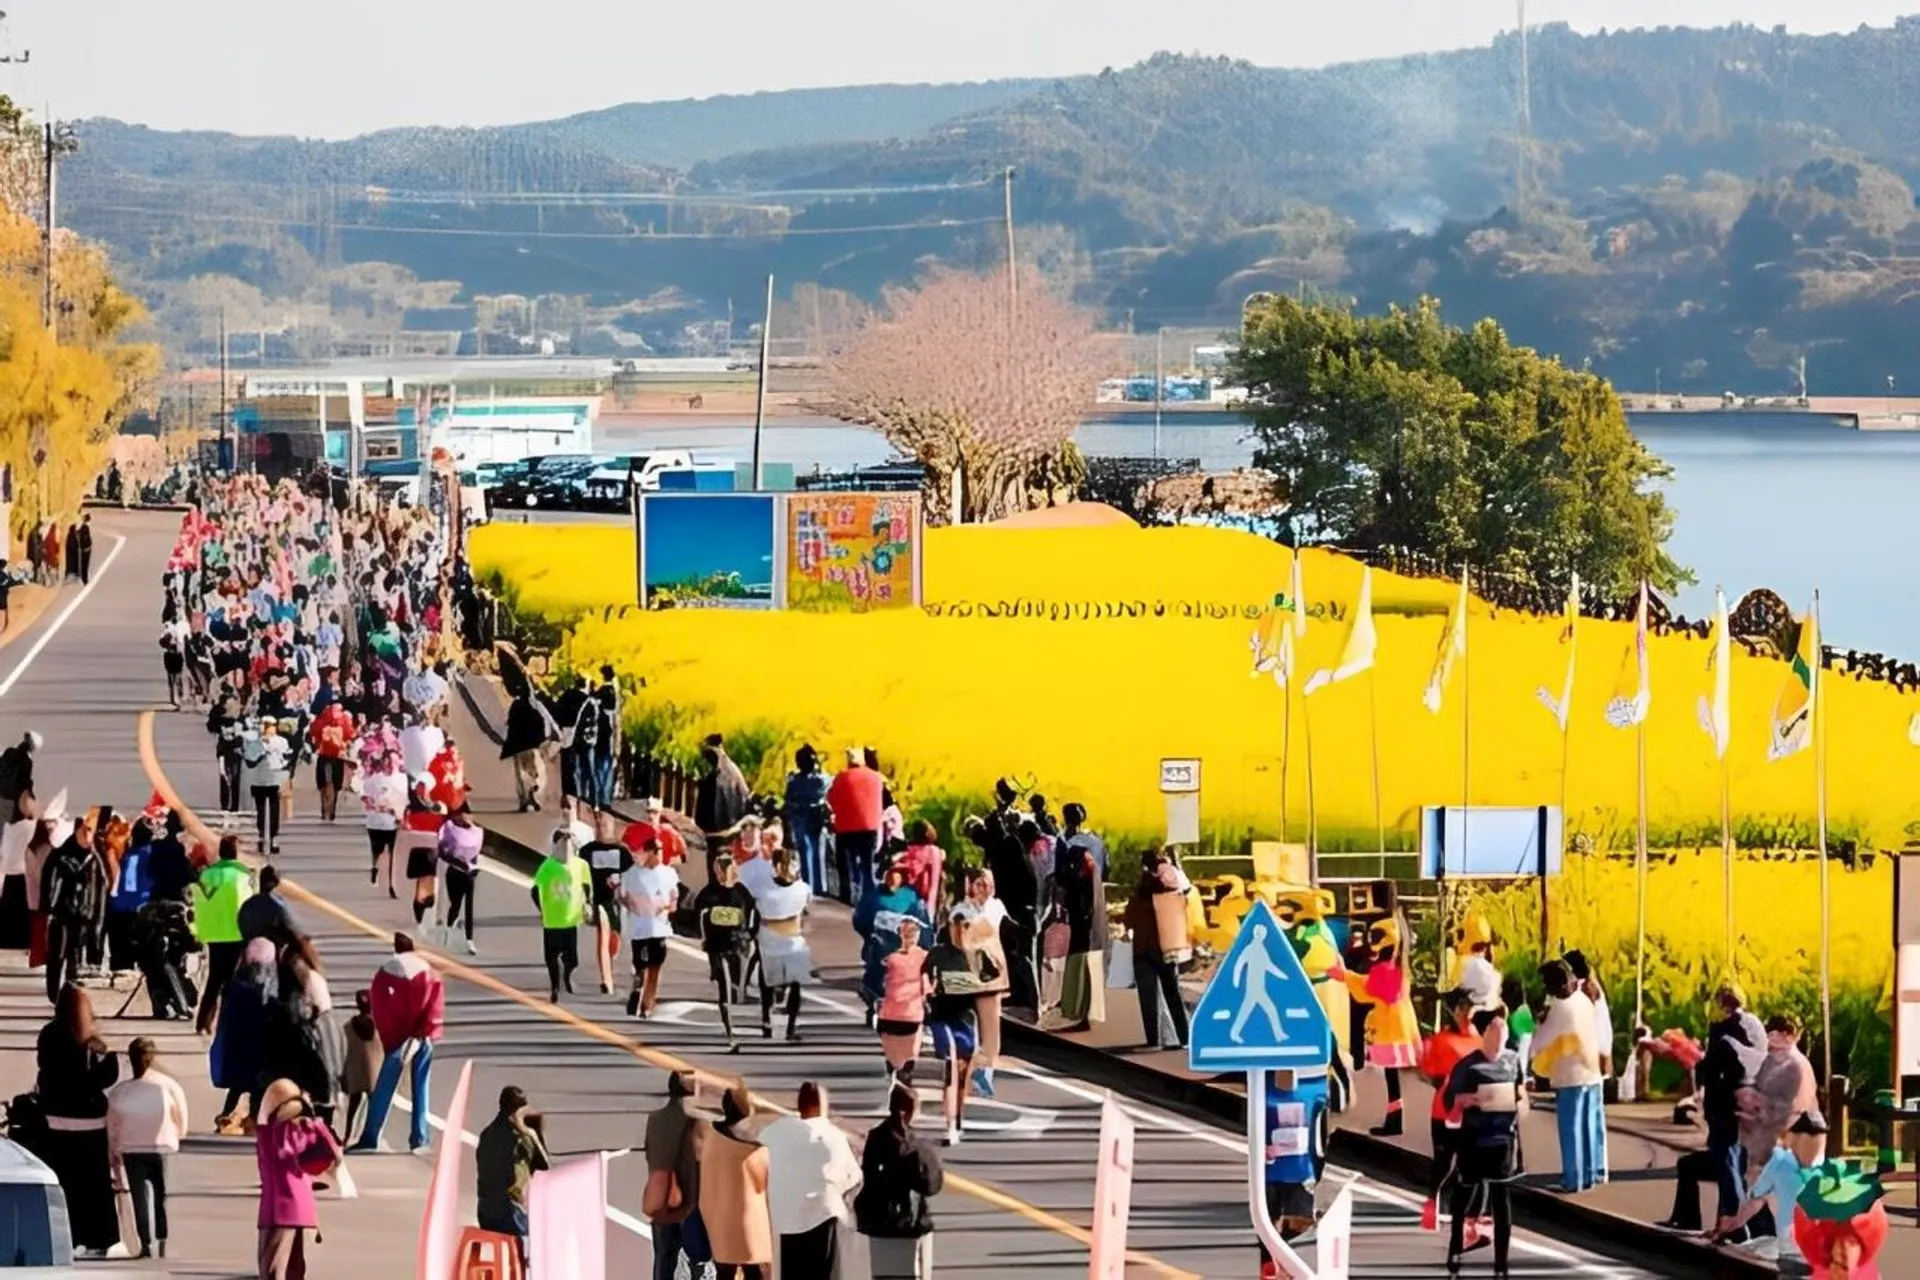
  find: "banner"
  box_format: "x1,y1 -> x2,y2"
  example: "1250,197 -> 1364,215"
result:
529,1153 -> 609,1280
416,1060 -> 472,1280
785,492 -> 921,613
1087,1094 -> 1136,1279
638,493 -> 781,610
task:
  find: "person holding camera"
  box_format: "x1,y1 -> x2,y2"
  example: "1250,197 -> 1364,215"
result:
254,1076 -> 343,1280
475,1085 -> 549,1267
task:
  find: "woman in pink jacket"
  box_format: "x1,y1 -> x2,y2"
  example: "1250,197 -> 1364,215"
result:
255,1076 -> 342,1280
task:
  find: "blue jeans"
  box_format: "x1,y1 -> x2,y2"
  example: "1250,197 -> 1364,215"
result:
1555,1082 -> 1603,1191
591,752 -> 614,808
351,1037 -> 433,1151
652,1211 -> 712,1280
477,1202 -> 528,1267
789,822 -> 826,891
837,830 -> 879,908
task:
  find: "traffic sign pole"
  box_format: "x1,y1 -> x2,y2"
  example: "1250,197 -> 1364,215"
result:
1248,1068 -> 1318,1280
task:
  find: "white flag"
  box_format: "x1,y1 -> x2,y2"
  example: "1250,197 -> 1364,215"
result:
1695,588 -> 1731,759
1423,567 -> 1468,713
1304,568 -> 1377,696
1603,583 -> 1651,729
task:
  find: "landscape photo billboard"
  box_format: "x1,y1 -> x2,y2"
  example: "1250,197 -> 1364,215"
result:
785,491 -> 922,613
638,492 -> 782,609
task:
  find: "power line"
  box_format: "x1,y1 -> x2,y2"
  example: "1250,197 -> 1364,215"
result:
75,203 -> 1002,240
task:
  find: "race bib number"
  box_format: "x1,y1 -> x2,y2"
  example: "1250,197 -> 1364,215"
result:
1267,1126 -> 1310,1160
708,906 -> 745,929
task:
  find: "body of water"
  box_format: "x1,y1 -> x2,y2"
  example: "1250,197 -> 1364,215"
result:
596,409 -> 1920,655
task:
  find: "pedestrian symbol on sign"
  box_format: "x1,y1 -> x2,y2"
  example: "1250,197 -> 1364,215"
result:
1230,922 -> 1286,1045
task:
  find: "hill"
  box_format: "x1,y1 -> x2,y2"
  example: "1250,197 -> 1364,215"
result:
55,19 -> 1920,391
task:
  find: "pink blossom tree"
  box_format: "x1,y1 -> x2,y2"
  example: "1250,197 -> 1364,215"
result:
820,266 -> 1118,523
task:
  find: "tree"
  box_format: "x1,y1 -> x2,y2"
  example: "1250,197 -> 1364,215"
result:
820,266 -> 1117,524
1232,293 -> 1682,595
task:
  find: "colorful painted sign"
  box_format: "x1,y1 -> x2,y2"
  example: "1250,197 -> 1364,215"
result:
785,492 -> 921,613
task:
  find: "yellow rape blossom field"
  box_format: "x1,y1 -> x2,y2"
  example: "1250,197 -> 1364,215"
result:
471,519 -> 1907,1076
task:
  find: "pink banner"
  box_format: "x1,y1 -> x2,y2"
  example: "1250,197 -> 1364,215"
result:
1087,1094 -> 1136,1278
529,1153 -> 608,1280
417,1059 -> 472,1280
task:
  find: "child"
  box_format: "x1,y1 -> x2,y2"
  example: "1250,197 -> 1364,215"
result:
1709,1110 -> 1827,1260
340,989 -> 381,1144
1501,976 -> 1536,1074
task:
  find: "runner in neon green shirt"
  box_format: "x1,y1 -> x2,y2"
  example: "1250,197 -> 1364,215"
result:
531,844 -> 591,1003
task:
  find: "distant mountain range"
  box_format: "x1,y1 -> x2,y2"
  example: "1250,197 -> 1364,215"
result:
57,19 -> 1920,393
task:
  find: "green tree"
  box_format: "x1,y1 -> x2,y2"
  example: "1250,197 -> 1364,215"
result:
1232,293 -> 1683,594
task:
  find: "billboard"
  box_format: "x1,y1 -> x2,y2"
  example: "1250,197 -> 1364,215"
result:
1419,805 -> 1564,880
638,493 -> 782,610
786,492 -> 922,613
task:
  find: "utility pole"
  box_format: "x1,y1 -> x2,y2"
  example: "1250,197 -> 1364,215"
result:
751,275 -> 773,491
1002,166 -> 1018,317
1516,0 -> 1533,216
218,308 -> 231,475
1153,327 -> 1164,461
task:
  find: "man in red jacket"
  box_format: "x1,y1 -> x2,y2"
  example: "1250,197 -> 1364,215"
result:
826,748 -> 883,907
347,933 -> 445,1154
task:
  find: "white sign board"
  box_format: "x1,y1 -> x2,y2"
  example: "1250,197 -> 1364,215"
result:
1316,1185 -> 1353,1280
1159,758 -> 1201,793
1165,793 -> 1200,846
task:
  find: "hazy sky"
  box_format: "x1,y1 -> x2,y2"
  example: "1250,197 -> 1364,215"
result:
10,2 -> 1919,138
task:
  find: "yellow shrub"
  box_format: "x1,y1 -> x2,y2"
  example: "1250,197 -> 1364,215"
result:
484,519 -> 1907,1075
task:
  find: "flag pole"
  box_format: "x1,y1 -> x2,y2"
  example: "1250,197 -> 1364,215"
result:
1815,588 -> 1831,1086
1634,709 -> 1649,1036
1280,669 -> 1293,845
1549,719 -> 1569,958
1367,665 -> 1387,873
1721,742 -> 1734,977
1303,692 -> 1320,882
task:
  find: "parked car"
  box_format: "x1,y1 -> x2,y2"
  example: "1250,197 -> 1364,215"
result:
581,451 -> 696,511
487,454 -> 605,510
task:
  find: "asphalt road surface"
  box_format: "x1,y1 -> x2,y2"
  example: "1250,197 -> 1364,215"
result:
15,509 -> 1661,1278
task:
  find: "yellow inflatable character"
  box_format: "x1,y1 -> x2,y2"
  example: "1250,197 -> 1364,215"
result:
1335,915 -> 1422,1137
1274,888 -> 1351,1063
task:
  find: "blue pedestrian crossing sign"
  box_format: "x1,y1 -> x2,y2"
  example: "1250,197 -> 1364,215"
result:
1189,899 -> 1334,1074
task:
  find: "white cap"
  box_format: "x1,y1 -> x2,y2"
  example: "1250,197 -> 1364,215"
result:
24,731 -> 42,752
645,797 -> 664,813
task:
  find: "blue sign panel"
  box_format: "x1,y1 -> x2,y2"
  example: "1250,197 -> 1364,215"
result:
1189,900 -> 1334,1074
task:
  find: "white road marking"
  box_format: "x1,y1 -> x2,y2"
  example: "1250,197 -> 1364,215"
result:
0,534 -> 127,699
468,857 -> 1626,1271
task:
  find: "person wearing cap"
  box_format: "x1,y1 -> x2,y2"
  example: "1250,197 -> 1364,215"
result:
1710,1109 -> 1827,1254
531,823 -> 593,1003
645,1073 -> 712,1280
475,1085 -> 550,1266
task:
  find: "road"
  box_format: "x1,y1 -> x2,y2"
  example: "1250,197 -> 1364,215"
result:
11,508 -> 1660,1277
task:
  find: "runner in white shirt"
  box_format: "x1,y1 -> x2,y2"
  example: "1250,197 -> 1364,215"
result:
755,848 -> 813,1043
617,837 -> 680,1020
953,867 -> 1011,1097
362,765 -> 407,897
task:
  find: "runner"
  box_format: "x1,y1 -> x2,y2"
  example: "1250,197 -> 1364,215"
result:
530,825 -> 592,1003
693,854 -> 760,1054
437,803 -> 483,955
580,812 -> 632,995
926,908 -> 998,1146
616,836 -> 678,1020
358,722 -> 406,897
401,774 -> 446,928
754,848 -> 812,1043
306,696 -> 355,824
855,862 -> 932,1031
876,916 -> 929,1088
954,868 -> 1010,1098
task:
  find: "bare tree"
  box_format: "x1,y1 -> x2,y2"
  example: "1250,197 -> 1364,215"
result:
820,265 -> 1117,523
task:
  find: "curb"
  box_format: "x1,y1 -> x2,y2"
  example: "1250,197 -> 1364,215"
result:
82,499 -> 190,512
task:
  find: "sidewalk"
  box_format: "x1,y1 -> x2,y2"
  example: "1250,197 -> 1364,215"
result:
0,959 -> 439,1277
448,676 -> 1876,1276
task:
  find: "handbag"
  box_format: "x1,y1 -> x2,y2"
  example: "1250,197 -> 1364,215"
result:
641,1166 -> 683,1217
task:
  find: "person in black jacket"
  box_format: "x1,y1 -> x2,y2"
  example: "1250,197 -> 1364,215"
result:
499,689 -> 555,814
33,986 -> 121,1258
42,812 -> 108,1003
856,1085 -> 943,1279
1661,985 -> 1764,1234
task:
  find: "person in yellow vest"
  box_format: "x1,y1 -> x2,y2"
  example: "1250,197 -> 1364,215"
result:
191,834 -> 254,1034
530,824 -> 592,1004
1329,915 -> 1421,1137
